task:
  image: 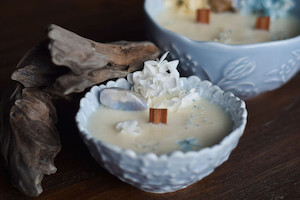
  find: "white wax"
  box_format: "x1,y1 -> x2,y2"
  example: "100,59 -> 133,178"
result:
87,98 -> 233,155
156,11 -> 300,44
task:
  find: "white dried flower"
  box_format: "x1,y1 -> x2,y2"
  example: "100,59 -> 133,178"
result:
165,0 -> 210,13
115,120 -> 141,135
127,52 -> 199,112
127,52 -> 180,105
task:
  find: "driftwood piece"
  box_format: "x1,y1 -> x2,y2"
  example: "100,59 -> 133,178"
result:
11,39 -> 68,89
0,24 -> 160,197
10,88 -> 60,196
1,41 -> 63,197
11,40 -> 70,101
48,24 -> 160,95
0,85 -> 60,197
0,85 -> 22,168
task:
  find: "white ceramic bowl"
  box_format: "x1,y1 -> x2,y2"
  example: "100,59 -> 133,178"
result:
144,0 -> 300,98
76,76 -> 247,193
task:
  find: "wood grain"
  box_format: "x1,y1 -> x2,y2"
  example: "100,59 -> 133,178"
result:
0,0 -> 299,199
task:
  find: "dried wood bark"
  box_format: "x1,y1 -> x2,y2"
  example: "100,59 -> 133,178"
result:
11,40 -> 70,100
1,40 -> 62,197
48,24 -> 160,94
0,24 -> 160,197
12,40 -> 66,88
9,87 -> 60,196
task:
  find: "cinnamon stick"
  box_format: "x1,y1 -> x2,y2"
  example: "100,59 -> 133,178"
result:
149,108 -> 167,124
196,9 -> 210,24
255,16 -> 270,31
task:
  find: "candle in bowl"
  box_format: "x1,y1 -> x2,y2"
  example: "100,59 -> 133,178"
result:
76,52 -> 247,193
88,94 -> 233,155
88,53 -> 233,155
156,0 -> 300,44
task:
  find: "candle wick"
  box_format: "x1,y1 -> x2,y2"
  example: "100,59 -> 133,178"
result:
149,108 -> 168,124
196,8 -> 210,24
255,16 -> 270,31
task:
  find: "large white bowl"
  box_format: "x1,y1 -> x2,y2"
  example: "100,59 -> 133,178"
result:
144,0 -> 300,99
76,76 -> 247,193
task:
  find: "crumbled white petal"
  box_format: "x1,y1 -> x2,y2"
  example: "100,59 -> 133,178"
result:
127,73 -> 133,84
115,120 -> 141,135
153,100 -> 164,108
159,52 -> 169,64
179,89 -> 199,109
151,89 -> 199,111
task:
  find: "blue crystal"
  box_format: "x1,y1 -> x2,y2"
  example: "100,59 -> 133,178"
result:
233,0 -> 295,20
100,88 -> 147,111
176,138 -> 201,152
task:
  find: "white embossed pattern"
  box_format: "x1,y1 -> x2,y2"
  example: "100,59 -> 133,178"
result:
265,49 -> 300,84
217,57 -> 259,97
76,76 -> 247,193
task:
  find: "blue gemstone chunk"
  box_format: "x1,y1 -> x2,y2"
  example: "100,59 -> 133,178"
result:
100,88 -> 147,111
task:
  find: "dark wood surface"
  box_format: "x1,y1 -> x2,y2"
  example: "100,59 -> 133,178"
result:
0,0 -> 299,199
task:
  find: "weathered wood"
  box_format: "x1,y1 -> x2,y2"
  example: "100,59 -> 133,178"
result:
1,24 -> 160,197
0,86 -> 60,197
11,40 -> 69,100
11,39 -> 68,89
2,40 -> 64,196
48,24 -> 160,94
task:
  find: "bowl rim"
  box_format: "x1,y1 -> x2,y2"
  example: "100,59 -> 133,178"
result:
76,76 -> 248,161
143,0 -> 300,48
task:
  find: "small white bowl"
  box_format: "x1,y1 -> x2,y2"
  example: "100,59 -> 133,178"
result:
76,76 -> 247,193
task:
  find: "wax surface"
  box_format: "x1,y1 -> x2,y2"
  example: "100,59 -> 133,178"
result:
87,98 -> 233,155
156,11 -> 300,44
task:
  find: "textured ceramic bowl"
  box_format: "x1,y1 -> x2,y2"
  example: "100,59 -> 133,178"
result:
144,0 -> 300,98
76,76 -> 247,193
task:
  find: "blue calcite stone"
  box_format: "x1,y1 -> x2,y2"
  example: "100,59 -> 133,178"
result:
176,138 -> 202,152
100,88 -> 147,111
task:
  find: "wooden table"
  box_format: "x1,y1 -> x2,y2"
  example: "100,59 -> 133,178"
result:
0,0 -> 299,199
